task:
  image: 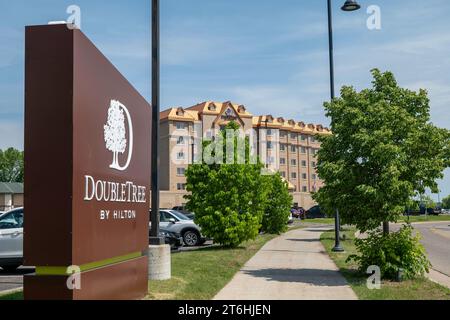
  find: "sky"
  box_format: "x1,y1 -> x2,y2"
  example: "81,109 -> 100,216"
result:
0,0 -> 449,199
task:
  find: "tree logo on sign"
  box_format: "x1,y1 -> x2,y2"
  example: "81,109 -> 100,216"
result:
104,100 -> 134,171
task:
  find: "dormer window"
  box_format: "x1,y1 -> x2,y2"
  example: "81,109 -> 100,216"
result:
208,103 -> 217,111
265,116 -> 274,123
176,108 -> 185,116
238,105 -> 246,113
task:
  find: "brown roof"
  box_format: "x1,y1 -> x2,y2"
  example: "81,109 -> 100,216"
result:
160,101 -> 331,135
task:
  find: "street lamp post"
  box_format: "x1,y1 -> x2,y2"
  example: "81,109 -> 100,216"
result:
265,118 -> 269,169
150,0 -> 164,245
328,0 -> 361,252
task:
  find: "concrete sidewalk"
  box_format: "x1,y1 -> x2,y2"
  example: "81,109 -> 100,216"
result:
214,227 -> 357,300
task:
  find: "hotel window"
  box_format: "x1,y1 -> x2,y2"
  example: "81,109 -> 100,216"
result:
177,183 -> 187,191
177,136 -> 185,145
302,173 -> 307,180
291,145 -> 296,153
301,135 -> 307,141
280,158 -> 286,165
176,122 -> 187,130
290,133 -> 297,140
177,152 -> 185,160
291,172 -> 297,179
280,144 -> 286,151
280,171 -> 286,178
301,160 -> 307,167
267,141 -> 273,149
177,168 -> 186,176
267,129 -> 273,136
301,147 -> 307,154
291,159 -> 297,166
302,186 -> 308,192
280,131 -> 287,138
311,136 -> 317,143
312,174 -> 317,180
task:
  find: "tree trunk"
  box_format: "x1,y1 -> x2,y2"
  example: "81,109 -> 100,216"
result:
383,221 -> 390,235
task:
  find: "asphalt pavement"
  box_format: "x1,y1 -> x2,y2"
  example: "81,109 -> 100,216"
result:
0,267 -> 34,294
392,221 -> 450,278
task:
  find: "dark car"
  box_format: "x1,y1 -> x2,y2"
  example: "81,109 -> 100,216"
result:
305,205 -> 326,219
157,229 -> 183,250
427,207 -> 441,216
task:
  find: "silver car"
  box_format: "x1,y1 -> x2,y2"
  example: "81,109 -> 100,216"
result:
151,210 -> 206,247
0,208 -> 24,272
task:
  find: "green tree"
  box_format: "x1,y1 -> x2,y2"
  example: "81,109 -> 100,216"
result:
442,195 -> 450,209
420,195 -> 436,209
314,69 -> 450,233
185,122 -> 268,247
261,173 -> 293,234
0,148 -> 24,183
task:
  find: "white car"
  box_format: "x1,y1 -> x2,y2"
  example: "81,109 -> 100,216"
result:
0,208 -> 24,272
150,210 -> 206,247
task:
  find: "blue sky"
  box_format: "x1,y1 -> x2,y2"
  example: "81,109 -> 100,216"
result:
0,0 -> 449,199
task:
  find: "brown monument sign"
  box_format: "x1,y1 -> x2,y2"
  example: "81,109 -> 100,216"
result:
24,25 -> 151,300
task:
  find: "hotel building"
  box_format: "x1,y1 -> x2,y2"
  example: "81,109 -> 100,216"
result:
158,101 -> 331,210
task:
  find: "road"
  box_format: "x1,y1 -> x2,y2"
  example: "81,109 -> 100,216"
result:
0,267 -> 34,294
392,221 -> 450,277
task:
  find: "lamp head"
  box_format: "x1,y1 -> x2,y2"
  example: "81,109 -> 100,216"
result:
341,0 -> 361,11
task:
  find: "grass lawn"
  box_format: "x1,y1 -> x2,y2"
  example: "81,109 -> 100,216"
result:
0,232 -> 281,301
302,218 -> 335,224
0,290 -> 23,300
398,214 -> 450,223
321,228 -> 450,300
147,233 -> 278,300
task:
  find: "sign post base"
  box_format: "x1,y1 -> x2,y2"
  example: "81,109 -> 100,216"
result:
148,245 -> 171,281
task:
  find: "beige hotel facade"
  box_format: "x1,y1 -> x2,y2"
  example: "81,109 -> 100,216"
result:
158,101 -> 331,210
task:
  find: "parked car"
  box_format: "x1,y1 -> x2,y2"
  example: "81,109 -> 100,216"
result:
291,207 -> 306,219
288,213 -> 294,224
427,207 -> 441,216
172,206 -> 195,220
157,229 -> 183,250
150,210 -> 206,247
305,205 -> 326,219
0,208 -> 24,272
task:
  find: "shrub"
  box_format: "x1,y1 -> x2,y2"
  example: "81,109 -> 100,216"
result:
185,121 -> 268,248
347,225 -> 431,280
185,163 -> 267,248
261,173 -> 293,234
